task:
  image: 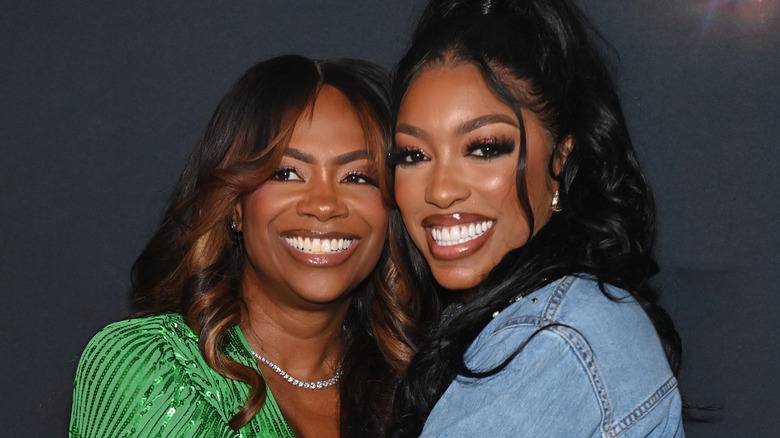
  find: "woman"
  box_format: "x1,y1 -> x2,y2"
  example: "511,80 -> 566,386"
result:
386,0 -> 684,436
70,55 -> 414,438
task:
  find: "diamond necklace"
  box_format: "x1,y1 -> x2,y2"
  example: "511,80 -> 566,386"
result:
250,348 -> 342,389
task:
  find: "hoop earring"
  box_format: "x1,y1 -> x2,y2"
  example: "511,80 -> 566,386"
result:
550,190 -> 562,213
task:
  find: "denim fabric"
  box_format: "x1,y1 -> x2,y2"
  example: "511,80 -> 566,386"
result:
420,276 -> 684,437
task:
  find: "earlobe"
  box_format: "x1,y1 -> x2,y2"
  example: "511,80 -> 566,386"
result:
553,136 -> 574,176
232,202 -> 244,232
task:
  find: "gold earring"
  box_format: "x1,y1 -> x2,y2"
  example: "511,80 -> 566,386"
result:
550,190 -> 562,213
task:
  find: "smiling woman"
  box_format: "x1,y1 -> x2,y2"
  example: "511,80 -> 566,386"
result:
394,63 -> 565,293
69,55 -> 414,438
386,0 -> 685,437
236,86 -> 388,308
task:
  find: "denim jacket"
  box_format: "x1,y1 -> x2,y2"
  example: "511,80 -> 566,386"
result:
420,276 -> 684,437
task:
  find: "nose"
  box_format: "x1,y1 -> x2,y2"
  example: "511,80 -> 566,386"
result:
424,161 -> 470,209
296,177 -> 349,221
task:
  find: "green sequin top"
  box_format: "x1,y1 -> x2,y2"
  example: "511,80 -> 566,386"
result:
70,313 -> 297,438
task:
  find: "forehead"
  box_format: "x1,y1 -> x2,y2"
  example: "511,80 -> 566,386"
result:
398,63 -> 516,124
282,86 -> 383,163
407,57 -> 535,106
301,85 -> 358,122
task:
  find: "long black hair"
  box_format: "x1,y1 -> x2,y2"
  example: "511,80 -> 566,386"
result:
386,1 -> 681,435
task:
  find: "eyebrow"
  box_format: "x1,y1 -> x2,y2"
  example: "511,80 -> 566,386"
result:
457,114 -> 518,135
395,123 -> 429,140
283,148 -> 368,165
396,113 -> 519,139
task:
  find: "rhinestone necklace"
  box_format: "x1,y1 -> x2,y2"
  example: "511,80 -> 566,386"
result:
250,349 -> 342,389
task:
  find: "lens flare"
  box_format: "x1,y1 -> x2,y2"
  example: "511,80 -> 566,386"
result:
690,0 -> 780,35
637,0 -> 780,54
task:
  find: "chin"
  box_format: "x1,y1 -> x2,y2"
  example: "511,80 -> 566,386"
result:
289,282 -> 352,305
431,271 -> 484,292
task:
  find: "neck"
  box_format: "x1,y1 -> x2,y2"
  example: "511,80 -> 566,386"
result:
239,288 -> 350,381
450,285 -> 480,304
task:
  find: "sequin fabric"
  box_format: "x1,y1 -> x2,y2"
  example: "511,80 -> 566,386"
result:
70,313 -> 297,438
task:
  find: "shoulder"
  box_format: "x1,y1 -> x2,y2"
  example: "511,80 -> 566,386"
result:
528,276 -> 669,377
462,276 -> 683,436
73,313 -> 200,399
71,314 -> 264,437
71,314 -> 218,437
75,313 -> 197,375
84,312 -> 195,344
426,325 -> 604,437
488,276 -> 657,350
87,312 -> 194,343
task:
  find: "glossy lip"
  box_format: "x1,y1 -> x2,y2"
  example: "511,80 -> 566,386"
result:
281,230 -> 361,267
421,213 -> 496,260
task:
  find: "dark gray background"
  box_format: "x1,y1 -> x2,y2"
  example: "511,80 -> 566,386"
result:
2,1 -> 777,436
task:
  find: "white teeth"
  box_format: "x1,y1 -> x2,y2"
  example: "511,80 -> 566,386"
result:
431,221 -> 494,246
285,236 -> 352,254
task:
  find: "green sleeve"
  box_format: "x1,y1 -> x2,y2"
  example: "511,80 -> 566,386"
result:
69,315 -> 239,438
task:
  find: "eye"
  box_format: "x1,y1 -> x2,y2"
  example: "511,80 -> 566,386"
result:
392,147 -> 430,166
466,138 -> 515,159
342,172 -> 378,186
270,167 -> 303,182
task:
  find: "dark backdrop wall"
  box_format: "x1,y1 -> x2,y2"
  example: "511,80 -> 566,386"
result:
2,1 -> 777,436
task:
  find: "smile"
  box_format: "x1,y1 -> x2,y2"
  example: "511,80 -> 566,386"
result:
430,221 -> 494,246
285,236 -> 354,254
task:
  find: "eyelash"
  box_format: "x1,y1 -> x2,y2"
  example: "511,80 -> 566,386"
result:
269,166 -> 377,186
270,166 -> 302,181
466,137 -> 515,160
342,171 -> 378,186
391,147 -> 429,167
391,137 -> 515,167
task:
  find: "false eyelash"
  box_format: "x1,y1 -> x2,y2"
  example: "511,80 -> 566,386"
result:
386,149 -> 407,167
465,137 -> 515,158
387,147 -> 428,167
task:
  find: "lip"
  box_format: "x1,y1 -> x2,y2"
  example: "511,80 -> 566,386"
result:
421,213 -> 496,260
281,230 -> 360,267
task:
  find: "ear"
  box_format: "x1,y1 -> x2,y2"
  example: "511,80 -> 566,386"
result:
233,201 -> 244,232
553,136 -> 574,176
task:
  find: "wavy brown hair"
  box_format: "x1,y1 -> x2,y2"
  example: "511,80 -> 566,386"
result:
131,54 -> 416,436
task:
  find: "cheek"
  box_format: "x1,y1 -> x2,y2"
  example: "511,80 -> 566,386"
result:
493,167 -> 533,240
241,189 -> 270,227
367,204 -> 390,241
393,174 -> 428,247
242,186 -> 288,226
473,160 -> 520,206
483,166 -> 516,194
525,155 -> 553,192
353,201 -> 389,276
353,193 -> 390,240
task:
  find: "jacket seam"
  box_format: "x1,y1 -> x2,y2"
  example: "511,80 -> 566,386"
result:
606,376 -> 679,437
476,277 -> 677,437
480,322 -> 615,433
541,275 -> 576,321
549,324 -> 614,432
